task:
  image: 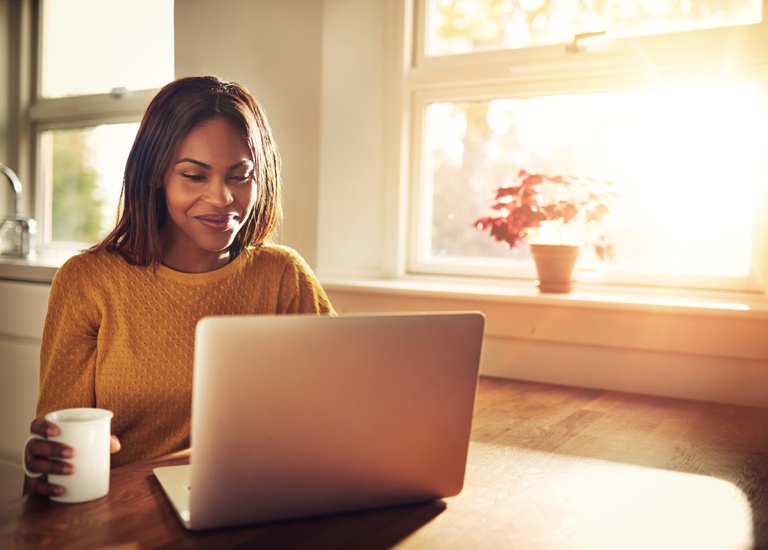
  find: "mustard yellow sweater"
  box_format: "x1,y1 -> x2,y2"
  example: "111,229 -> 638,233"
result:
38,245 -> 334,467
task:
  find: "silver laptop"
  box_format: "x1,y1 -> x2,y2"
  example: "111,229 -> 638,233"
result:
154,311 -> 485,531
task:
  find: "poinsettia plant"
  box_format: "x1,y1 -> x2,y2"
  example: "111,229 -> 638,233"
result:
474,169 -> 615,260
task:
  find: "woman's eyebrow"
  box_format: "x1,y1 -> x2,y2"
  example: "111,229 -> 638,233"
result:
174,158 -> 252,170
175,158 -> 212,169
227,160 -> 253,170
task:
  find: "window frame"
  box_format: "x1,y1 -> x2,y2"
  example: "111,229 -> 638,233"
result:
26,0 -> 169,251
405,0 -> 768,293
30,93 -> 155,249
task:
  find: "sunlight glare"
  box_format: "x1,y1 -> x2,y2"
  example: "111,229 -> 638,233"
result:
470,443 -> 754,549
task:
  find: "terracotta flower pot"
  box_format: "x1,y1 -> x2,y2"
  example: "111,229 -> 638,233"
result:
530,244 -> 581,293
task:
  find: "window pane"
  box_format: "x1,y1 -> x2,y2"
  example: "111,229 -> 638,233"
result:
46,124 -> 137,244
41,0 -> 174,97
427,0 -> 763,55
421,84 -> 762,277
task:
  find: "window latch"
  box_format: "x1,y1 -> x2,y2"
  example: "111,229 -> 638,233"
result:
566,31 -> 607,53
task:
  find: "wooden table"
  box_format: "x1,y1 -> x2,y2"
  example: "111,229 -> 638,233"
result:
2,377 -> 768,549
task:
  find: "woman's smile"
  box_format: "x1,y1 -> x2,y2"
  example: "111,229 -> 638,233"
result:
196,213 -> 239,232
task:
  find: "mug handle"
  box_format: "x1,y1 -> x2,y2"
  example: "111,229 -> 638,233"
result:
22,434 -> 45,478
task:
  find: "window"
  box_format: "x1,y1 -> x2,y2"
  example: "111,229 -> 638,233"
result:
408,0 -> 768,292
31,0 -> 174,247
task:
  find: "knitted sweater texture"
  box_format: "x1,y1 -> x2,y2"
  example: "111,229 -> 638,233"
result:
38,245 -> 334,467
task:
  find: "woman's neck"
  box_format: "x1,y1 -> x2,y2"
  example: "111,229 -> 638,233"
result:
160,248 -> 231,273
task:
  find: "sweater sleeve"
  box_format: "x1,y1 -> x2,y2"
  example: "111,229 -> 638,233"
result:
275,248 -> 335,315
37,255 -> 101,416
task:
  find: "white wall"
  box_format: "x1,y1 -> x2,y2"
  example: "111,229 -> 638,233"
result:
317,0 -> 395,279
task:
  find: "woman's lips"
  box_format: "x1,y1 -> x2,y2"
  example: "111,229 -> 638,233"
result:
196,214 -> 237,232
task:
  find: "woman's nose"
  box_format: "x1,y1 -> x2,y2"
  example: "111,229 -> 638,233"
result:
205,178 -> 233,206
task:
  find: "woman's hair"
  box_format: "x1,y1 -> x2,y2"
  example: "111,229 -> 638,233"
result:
91,75 -> 282,266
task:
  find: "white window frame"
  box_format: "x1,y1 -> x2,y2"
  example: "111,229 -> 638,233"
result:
25,0 -> 166,251
405,0 -> 768,293
30,94 -> 156,250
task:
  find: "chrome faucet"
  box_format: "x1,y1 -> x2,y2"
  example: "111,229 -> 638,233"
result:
1,163 -> 36,257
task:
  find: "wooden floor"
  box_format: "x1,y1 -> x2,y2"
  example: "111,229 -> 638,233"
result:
472,377 -> 768,548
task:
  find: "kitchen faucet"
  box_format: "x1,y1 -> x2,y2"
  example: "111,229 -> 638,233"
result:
1,163 -> 36,257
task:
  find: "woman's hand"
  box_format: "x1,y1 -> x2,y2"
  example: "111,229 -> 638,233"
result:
23,417 -> 121,497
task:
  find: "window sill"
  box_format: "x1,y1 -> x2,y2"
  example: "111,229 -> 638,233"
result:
320,275 -> 768,320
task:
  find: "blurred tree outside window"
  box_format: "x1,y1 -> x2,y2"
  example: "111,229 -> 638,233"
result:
47,125 -> 138,244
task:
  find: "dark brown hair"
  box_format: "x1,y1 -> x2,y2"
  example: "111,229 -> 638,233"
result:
91,76 -> 282,265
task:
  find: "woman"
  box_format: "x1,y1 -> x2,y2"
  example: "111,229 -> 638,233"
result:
24,76 -> 334,497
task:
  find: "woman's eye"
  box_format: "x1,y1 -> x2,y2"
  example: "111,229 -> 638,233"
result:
182,173 -> 206,182
229,174 -> 252,183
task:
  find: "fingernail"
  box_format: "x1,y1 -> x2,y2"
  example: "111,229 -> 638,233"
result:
61,464 -> 74,475
61,448 -> 74,459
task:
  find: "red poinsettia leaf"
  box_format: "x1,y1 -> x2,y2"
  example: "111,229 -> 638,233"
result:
585,203 -> 609,223
495,185 -> 524,199
594,243 -> 614,261
473,217 -> 489,230
522,174 -> 543,186
560,203 -> 579,222
540,204 -> 561,220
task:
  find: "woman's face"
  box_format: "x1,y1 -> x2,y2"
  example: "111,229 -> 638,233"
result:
160,117 -> 257,272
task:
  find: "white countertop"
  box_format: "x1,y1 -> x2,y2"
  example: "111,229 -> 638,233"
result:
0,250 -> 75,283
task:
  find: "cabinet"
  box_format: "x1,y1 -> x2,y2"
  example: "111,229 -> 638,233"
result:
0,280 -> 50,503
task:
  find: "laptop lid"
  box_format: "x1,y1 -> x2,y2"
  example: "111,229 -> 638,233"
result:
156,311 -> 485,530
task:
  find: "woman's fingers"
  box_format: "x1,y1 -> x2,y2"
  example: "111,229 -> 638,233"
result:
26,456 -> 74,476
29,418 -> 59,438
29,476 -> 66,497
24,432 -> 74,491
27,437 -> 73,460
26,439 -> 74,474
24,432 -> 72,497
26,418 -> 70,471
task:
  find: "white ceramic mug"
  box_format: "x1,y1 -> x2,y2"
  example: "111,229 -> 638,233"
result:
23,408 -> 113,503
